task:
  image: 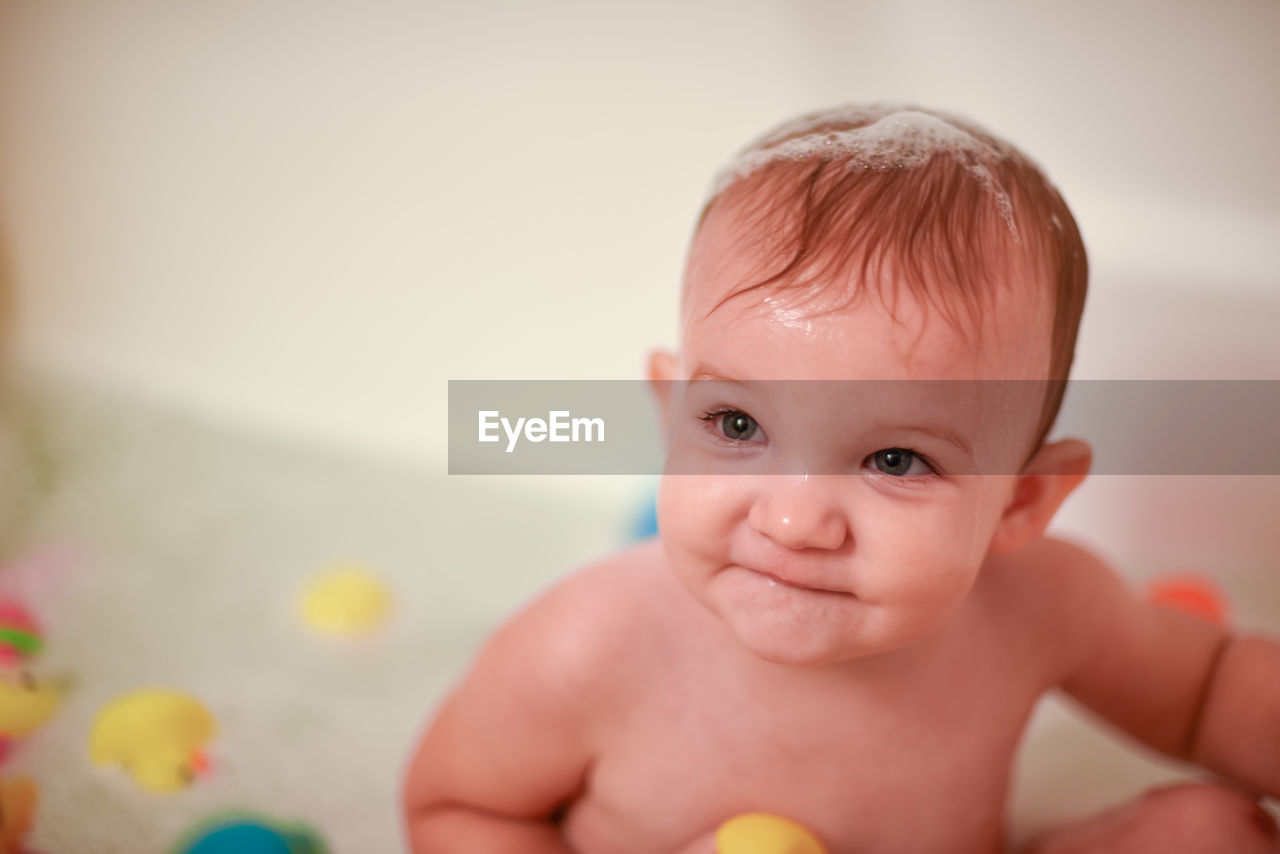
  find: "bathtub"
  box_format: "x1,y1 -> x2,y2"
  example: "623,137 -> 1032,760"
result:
1011,280 -> 1280,839
2,281 -> 1278,851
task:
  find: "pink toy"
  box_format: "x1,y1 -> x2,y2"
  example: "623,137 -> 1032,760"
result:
0,600 -> 41,669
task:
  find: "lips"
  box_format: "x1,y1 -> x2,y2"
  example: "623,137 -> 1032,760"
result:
741,565 -> 853,596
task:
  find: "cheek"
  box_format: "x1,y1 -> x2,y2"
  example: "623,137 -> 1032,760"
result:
657,475 -> 742,558
961,476 -> 1018,556
924,477 -> 1015,565
860,489 -> 1001,604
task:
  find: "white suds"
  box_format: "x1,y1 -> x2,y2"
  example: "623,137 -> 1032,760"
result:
710,104 -> 1019,238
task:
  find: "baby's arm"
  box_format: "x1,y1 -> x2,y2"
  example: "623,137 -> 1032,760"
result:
1187,634 -> 1280,795
1050,542 -> 1279,797
403,571 -> 609,852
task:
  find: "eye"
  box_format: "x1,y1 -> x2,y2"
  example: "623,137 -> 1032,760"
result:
868,448 -> 933,477
701,408 -> 763,443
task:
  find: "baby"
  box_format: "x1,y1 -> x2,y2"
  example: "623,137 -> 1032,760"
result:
404,105 -> 1280,853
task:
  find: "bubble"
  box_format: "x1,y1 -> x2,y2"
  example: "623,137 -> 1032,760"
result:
709,104 -> 1020,239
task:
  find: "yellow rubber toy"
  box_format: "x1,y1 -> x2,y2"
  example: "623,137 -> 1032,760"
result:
89,689 -> 215,793
299,565 -> 392,636
0,673 -> 62,738
715,813 -> 829,854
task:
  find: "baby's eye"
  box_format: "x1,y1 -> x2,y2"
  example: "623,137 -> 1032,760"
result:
702,409 -> 763,443
868,448 -> 933,477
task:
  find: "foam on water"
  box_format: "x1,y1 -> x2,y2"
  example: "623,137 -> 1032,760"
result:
711,104 -> 1019,237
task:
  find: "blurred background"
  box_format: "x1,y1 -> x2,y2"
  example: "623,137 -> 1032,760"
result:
0,1 -> 1277,852
3,1 -> 1278,470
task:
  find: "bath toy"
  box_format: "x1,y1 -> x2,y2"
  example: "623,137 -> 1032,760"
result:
715,813 -> 828,854
172,813 -> 328,854
1146,572 -> 1229,627
0,673 -> 60,738
299,565 -> 391,636
0,601 -> 40,669
628,488 -> 659,541
0,777 -> 38,854
0,672 -> 63,763
0,600 -> 55,764
89,688 -> 215,793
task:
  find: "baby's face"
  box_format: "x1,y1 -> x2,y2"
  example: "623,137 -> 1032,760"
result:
655,200 -> 1054,666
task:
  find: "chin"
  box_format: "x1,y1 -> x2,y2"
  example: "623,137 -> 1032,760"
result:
729,611 -> 930,667
747,643 -> 849,667
728,620 -> 876,667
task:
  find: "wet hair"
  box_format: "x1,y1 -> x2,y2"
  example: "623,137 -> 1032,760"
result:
689,104 -> 1088,450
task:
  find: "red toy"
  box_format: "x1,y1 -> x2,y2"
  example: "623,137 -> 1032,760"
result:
0,600 -> 41,670
1145,572 -> 1229,627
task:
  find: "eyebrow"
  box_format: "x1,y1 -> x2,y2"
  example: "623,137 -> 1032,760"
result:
687,362 -> 746,384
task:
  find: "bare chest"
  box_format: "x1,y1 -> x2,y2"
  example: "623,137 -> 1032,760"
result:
563,637 -> 1041,854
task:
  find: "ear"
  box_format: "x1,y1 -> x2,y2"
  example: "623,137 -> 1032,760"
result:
987,438 -> 1092,555
646,349 -> 678,421
646,350 -> 679,448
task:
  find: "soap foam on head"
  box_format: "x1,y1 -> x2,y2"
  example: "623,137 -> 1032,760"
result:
711,104 -> 1019,238
691,102 -> 1090,449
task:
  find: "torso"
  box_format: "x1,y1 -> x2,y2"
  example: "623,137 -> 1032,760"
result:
558,540 -> 1071,854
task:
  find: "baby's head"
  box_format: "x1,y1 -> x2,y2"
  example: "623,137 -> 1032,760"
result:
650,104 -> 1093,666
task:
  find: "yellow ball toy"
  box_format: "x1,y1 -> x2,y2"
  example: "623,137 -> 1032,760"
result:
299,565 -> 392,637
715,813 -> 829,854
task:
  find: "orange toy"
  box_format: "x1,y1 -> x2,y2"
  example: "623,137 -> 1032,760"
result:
0,777 -> 38,854
1145,572 -> 1229,627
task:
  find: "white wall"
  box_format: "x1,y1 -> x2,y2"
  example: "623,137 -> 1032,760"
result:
1,0 -> 1278,473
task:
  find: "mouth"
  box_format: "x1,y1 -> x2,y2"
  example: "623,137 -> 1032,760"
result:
748,567 -> 855,597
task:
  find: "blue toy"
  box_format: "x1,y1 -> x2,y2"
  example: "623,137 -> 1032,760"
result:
629,486 -> 659,541
173,815 -> 327,854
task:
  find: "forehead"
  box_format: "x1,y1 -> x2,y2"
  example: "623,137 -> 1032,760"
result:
681,197 -> 1053,382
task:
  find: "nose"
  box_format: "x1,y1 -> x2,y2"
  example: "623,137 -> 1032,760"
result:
747,477 -> 849,551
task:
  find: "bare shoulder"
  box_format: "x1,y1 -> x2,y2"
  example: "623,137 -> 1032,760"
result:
403,539 -> 670,820
974,535 -> 1129,685
1000,535 -> 1122,602
475,538 -> 670,703
532,539 -> 669,654
982,535 -> 1230,758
